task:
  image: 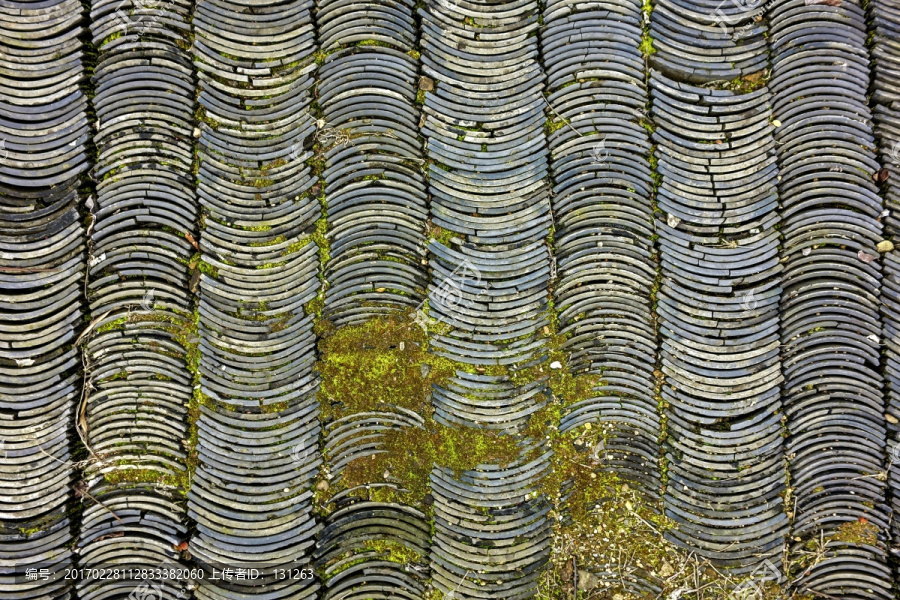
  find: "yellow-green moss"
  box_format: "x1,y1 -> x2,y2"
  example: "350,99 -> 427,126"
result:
317,314 -> 455,418
425,221 -> 454,246
640,33 -> 657,56
832,519 -> 879,545
100,31 -> 123,48
545,116 -> 567,135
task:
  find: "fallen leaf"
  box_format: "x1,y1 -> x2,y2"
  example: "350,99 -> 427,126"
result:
185,231 -> 200,251
878,240 -> 894,253
875,168 -> 890,183
886,413 -> 899,424
660,560 -> 674,578
858,249 -> 877,263
744,71 -> 764,83
577,570 -> 599,591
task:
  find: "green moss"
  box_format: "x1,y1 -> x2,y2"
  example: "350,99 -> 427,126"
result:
640,33 -> 657,56
425,221 -> 455,246
356,39 -> 391,47
284,237 -> 313,255
195,106 -> 219,130
260,158 -> 287,175
832,519 -> 879,545
361,540 -> 421,565
317,314 -> 455,419
103,467 -> 168,486
304,293 -> 325,319
545,116 -> 567,135
100,31 -> 123,48
407,49 -> 421,60
315,314 -> 524,508
248,234 -> 286,247
306,154 -> 326,177
197,260 -> 218,278
96,316 -> 128,334
313,214 -> 330,268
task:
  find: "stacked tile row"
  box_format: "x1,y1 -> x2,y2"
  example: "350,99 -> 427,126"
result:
648,0 -> 767,83
76,0 -> 197,596
318,0 -> 427,327
647,0 -> 788,578
869,0 -> 900,570
418,0 -> 553,596
0,0 -> 87,596
651,72 -> 787,574
187,0 -> 322,598
316,410 -> 431,599
541,0 -> 660,496
313,0 -> 432,597
772,0 -> 893,597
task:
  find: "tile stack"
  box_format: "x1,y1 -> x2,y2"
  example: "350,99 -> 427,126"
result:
77,0 -> 196,596
188,0 -> 323,597
418,0 -> 553,596
772,0 -> 892,596
0,0 -> 88,596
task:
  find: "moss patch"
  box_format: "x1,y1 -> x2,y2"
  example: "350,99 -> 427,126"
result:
316,314 -> 455,420
425,220 -> 454,246
639,33 -> 657,56
832,518 -> 879,545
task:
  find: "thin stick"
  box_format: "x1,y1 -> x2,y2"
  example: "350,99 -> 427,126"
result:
572,557 -> 577,600
0,266 -> 58,273
541,95 -> 584,139
76,484 -> 125,525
